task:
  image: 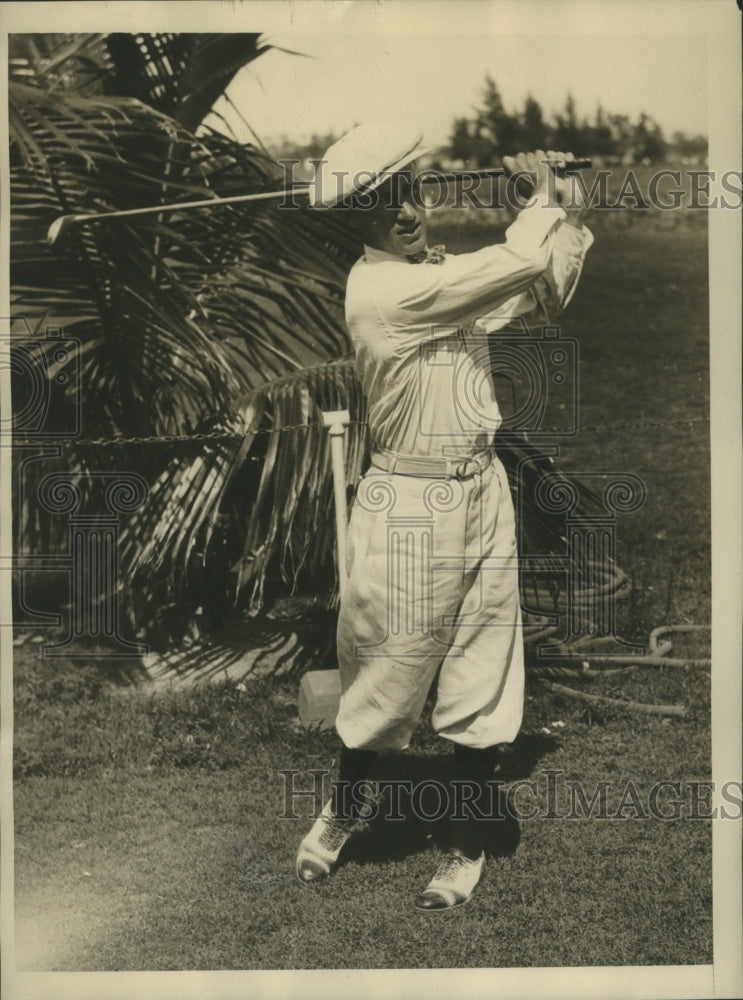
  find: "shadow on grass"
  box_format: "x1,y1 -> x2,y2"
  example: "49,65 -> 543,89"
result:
335,731 -> 560,871
13,638 -> 151,697
138,605 -> 338,687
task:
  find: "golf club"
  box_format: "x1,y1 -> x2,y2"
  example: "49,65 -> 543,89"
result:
47,158 -> 593,245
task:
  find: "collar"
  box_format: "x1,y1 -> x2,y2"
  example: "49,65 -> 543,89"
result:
362,244 -> 447,265
362,244 -> 411,264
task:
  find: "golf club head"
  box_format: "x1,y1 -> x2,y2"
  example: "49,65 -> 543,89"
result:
47,215 -> 78,246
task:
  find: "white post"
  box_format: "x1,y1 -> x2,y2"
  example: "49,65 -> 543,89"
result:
322,410 -> 351,600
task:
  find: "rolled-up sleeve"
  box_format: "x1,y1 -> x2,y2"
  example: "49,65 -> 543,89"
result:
389,202 -> 567,331
475,220 -> 593,334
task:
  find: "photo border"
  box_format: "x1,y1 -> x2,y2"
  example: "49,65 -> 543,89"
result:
1,2 -> 740,998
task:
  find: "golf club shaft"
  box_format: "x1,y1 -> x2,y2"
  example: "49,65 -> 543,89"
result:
47,158 -> 593,244
46,186 -> 311,243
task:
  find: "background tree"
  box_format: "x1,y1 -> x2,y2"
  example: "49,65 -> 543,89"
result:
552,93 -> 583,154
520,94 -> 549,151
670,130 -> 708,163
447,74 -> 692,166
587,105 -> 617,159
473,76 -> 524,165
449,117 -> 481,165
266,131 -> 341,181
632,112 -> 668,163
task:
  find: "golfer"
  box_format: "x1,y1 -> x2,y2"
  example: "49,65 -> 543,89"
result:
296,123 -> 592,909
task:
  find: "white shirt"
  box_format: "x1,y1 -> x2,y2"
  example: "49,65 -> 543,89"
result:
345,202 -> 594,458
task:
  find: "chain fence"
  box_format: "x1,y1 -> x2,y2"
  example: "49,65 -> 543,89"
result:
8,414 -> 709,449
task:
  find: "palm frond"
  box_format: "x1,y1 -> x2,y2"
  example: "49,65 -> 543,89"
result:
9,33 -> 271,130
103,33 -> 271,131
9,32 -> 362,646
10,74 -> 357,437
118,358 -> 368,614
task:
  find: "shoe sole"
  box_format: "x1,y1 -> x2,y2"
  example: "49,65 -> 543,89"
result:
414,867 -> 484,912
414,892 -> 476,913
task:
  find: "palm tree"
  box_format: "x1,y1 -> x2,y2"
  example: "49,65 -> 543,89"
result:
10,32 -> 615,651
10,32 -> 366,642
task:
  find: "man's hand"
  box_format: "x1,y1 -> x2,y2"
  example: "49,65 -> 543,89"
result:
502,150 -> 585,223
545,150 -> 586,225
502,149 -> 554,206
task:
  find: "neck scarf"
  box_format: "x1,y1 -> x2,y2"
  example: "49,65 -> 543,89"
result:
407,244 -> 446,265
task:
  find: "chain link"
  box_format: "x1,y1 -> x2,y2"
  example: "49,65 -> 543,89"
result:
7,421 -> 371,447
556,415 -> 710,435
6,415 -> 709,448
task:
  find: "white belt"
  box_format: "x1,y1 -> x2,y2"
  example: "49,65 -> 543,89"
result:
370,448 -> 495,480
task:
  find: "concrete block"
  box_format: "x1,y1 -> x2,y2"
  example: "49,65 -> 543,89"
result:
298,669 -> 342,730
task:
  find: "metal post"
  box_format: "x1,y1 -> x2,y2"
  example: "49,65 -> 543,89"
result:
322,410 -> 351,600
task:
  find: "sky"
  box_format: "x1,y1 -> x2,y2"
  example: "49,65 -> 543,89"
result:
213,11 -> 708,151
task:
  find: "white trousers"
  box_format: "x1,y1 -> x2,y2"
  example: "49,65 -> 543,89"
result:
336,458 -> 524,751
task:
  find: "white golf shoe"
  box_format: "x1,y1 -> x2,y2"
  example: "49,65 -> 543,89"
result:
296,798 -> 354,883
414,848 -> 486,911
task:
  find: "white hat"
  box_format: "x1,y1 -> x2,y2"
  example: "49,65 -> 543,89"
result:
310,123 -> 431,208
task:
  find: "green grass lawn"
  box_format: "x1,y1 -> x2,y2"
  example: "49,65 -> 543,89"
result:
14,658 -> 711,971
13,202 -> 713,971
